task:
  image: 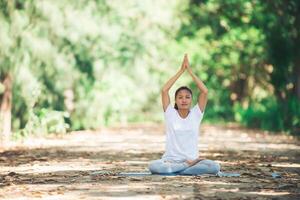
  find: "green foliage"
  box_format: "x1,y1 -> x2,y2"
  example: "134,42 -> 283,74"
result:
234,97 -> 300,135
176,0 -> 300,134
17,108 -> 69,138
0,0 -> 299,137
1,0 -> 184,137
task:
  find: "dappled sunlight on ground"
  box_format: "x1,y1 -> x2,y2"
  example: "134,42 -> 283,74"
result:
0,124 -> 299,199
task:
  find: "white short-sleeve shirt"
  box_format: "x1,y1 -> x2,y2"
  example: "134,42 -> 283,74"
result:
162,104 -> 204,162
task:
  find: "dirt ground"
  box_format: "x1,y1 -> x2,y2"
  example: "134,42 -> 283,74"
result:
0,124 -> 299,200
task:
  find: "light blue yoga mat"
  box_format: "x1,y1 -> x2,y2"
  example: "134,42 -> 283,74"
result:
118,171 -> 240,177
217,172 -> 241,177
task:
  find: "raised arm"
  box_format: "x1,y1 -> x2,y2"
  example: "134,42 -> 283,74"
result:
161,55 -> 187,111
186,56 -> 208,112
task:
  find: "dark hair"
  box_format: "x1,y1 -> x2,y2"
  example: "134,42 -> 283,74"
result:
174,86 -> 193,110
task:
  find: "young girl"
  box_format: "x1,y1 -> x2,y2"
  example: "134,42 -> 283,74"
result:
148,54 -> 220,175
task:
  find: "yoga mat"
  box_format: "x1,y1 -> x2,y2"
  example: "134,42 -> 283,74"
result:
217,172 -> 240,177
118,171 -> 240,177
119,172 -> 178,176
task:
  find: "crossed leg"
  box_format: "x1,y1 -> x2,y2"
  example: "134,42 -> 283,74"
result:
148,159 -> 189,174
179,159 -> 220,175
149,159 -> 220,175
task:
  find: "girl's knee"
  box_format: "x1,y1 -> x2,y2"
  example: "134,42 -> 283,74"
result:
148,160 -> 160,173
200,159 -> 221,174
149,160 -> 178,174
209,160 -> 220,174
149,160 -> 169,174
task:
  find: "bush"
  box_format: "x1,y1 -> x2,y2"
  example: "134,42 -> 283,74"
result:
234,97 -> 300,135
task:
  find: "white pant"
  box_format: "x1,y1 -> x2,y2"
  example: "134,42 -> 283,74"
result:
149,159 -> 220,175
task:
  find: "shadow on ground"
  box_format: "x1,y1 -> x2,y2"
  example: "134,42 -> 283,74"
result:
0,125 -> 299,199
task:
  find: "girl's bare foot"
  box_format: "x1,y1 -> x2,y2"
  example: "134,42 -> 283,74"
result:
185,157 -> 205,167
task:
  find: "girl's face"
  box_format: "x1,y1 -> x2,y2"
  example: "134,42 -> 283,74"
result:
175,89 -> 192,110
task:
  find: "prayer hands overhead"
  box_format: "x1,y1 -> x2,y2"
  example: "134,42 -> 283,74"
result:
180,53 -> 190,71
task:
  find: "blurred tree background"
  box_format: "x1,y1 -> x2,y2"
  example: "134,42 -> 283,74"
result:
0,0 -> 299,144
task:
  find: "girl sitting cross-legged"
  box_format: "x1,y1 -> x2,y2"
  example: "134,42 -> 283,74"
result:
148,54 -> 220,175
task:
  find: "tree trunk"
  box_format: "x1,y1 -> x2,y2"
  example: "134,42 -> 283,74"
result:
0,74 -> 12,146
294,58 -> 300,100
294,7 -> 300,101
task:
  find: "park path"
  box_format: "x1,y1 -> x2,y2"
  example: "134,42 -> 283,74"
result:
0,124 -> 299,199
